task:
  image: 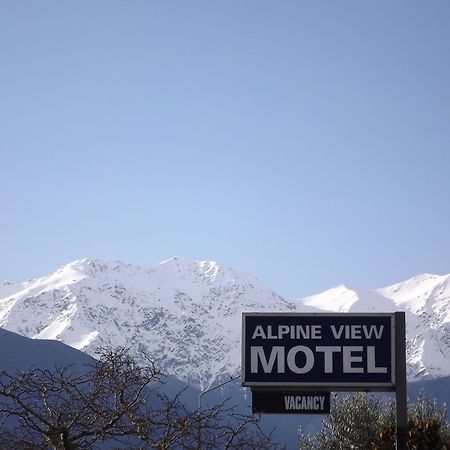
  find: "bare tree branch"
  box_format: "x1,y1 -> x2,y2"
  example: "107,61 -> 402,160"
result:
0,347 -> 281,449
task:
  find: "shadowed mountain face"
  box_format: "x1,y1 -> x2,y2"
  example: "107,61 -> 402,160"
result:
0,329 -> 292,448
0,327 -> 197,405
0,327 -> 95,371
0,331 -> 192,450
1,258 -> 450,390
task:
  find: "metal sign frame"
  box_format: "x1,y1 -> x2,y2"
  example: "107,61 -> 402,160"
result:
242,312 -> 396,389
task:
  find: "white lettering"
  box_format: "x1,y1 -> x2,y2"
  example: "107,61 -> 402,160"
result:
283,395 -> 326,411
367,346 -> 388,373
249,342 -> 389,377
330,324 -> 385,340
351,325 -> 362,339
279,325 -> 290,338
251,325 -> 325,340
315,346 -> 341,373
343,346 -> 364,373
297,325 -> 310,339
363,325 -> 384,339
250,346 -> 285,373
311,325 -> 322,339
331,325 -> 345,339
318,396 -> 325,409
251,325 -> 266,339
267,325 -> 277,339
287,346 -> 314,374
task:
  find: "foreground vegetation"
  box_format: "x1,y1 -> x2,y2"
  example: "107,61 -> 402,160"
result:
299,393 -> 450,449
0,348 -> 280,449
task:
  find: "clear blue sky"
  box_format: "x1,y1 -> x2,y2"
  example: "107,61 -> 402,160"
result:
1,1 -> 449,298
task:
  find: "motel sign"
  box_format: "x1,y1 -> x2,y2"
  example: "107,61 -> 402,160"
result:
242,313 -> 395,388
242,312 -> 407,450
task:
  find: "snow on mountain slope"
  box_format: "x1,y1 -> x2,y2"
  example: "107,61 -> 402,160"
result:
1,259 -> 449,387
377,273 -> 450,380
0,281 -> 23,299
302,275 -> 450,381
0,257 -> 295,389
302,285 -> 397,313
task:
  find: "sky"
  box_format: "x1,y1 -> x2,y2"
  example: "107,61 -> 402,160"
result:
1,1 -> 449,298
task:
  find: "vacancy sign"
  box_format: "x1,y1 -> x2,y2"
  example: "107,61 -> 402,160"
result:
252,390 -> 331,414
242,313 -> 395,388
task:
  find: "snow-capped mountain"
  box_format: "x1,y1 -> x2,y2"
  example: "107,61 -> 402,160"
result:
302,274 -> 450,380
0,258 -> 295,389
1,258 -> 449,389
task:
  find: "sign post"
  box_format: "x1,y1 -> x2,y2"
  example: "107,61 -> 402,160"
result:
395,312 -> 407,450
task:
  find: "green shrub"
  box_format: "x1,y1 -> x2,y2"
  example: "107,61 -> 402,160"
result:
299,393 -> 450,450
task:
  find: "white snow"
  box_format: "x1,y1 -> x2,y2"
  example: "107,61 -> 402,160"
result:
70,330 -> 100,349
0,281 -> 23,299
1,258 -> 449,388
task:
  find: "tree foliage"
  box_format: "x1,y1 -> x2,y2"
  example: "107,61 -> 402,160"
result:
0,347 -> 280,449
298,393 -> 450,450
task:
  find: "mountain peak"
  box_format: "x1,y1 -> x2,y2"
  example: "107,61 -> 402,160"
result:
1,258 -> 450,387
301,284 -> 358,312
159,256 -> 189,266
0,257 -> 293,389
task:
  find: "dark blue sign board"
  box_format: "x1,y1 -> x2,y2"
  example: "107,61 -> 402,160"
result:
242,313 -> 395,388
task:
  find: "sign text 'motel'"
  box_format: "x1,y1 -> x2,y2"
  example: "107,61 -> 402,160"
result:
242,313 -> 395,388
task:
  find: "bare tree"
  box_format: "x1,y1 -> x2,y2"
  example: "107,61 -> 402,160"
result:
0,347 -> 280,449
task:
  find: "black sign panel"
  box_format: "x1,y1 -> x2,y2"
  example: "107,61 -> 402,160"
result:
242,313 -> 395,388
252,390 -> 330,414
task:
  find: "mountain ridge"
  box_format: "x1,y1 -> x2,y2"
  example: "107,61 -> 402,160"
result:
1,258 -> 449,389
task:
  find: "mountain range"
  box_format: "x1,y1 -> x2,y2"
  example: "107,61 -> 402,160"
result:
1,257 -> 450,390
